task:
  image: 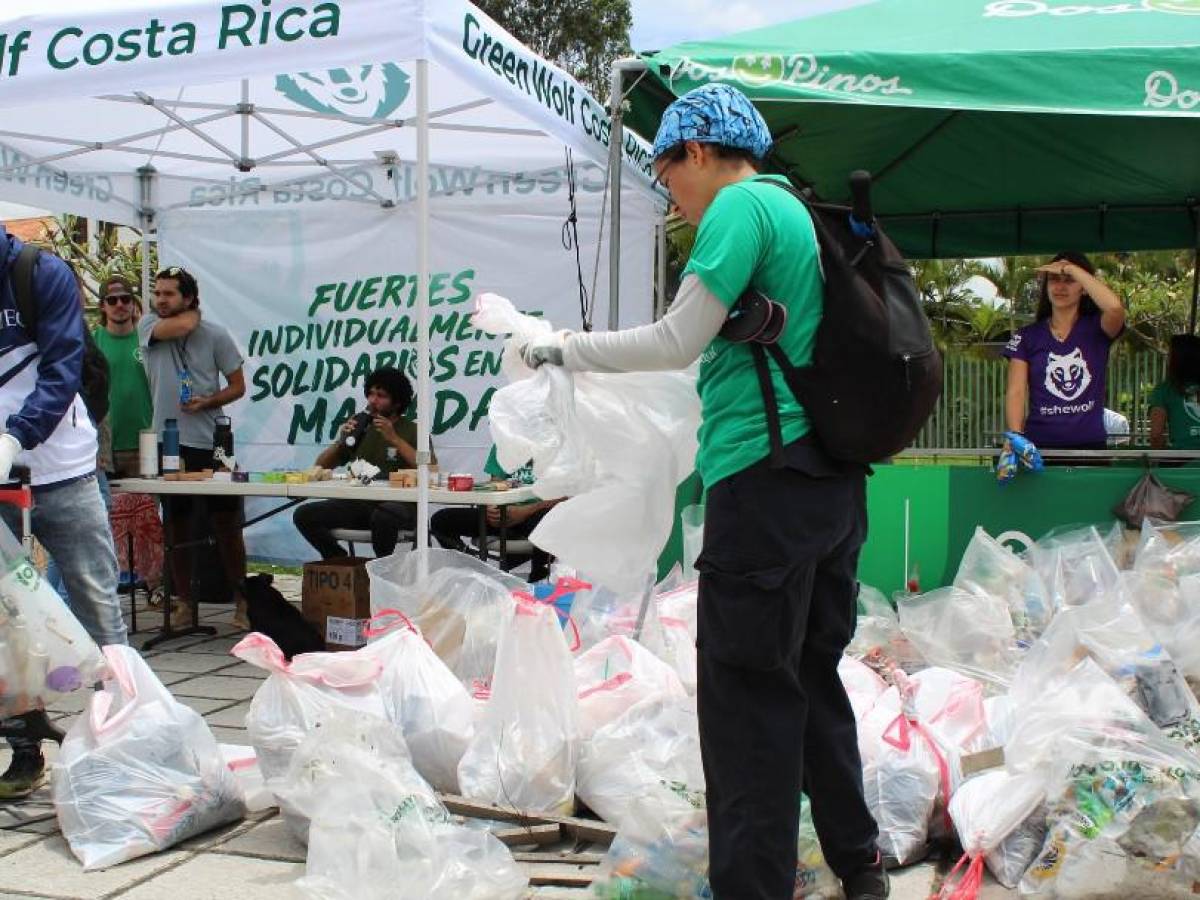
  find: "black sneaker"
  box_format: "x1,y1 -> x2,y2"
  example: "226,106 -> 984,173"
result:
843,852 -> 890,900
0,749 -> 46,801
0,710 -> 65,745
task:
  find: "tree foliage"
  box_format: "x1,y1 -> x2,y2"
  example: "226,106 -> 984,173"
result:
474,0 -> 632,99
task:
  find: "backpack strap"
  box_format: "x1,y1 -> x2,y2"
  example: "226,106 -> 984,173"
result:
11,243 -> 40,339
750,343 -> 787,468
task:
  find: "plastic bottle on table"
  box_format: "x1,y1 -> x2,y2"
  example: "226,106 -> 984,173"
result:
162,418 -> 180,474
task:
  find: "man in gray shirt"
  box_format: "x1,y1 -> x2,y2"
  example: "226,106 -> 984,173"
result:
139,266 -> 248,627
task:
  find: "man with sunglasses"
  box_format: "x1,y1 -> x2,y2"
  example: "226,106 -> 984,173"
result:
92,277 -> 151,478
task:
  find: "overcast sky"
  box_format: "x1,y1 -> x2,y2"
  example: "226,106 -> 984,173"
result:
628,0 -> 866,52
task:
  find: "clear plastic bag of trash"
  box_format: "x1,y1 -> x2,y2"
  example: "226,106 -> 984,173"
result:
232,633 -> 388,782
52,646 -> 245,870
366,548 -> 522,694
576,694 -> 705,830
457,594 -> 579,815
1105,570 -> 1200,699
0,517 -> 105,718
593,793 -> 839,899
282,713 -> 527,900
848,584 -> 926,677
954,527 -> 1052,646
839,654 -> 888,723
1017,668 -> 1200,899
574,635 -> 686,739
897,586 -> 1020,689
1027,524 -> 1120,611
656,580 -> 699,694
1134,519 -> 1200,580
272,711 -> 416,844
1009,594 -> 1200,756
358,611 -> 475,794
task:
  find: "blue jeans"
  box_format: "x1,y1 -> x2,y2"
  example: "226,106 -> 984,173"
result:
47,469 -> 110,599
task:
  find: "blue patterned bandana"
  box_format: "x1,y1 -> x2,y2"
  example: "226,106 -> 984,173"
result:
652,84 -> 773,160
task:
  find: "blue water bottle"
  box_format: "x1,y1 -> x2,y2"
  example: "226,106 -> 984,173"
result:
162,418 -> 180,474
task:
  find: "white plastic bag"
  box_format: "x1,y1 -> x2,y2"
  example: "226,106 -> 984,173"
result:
365,548 -> 521,694
936,770 -> 1046,898
574,635 -> 686,738
359,612 -> 475,793
897,586 -> 1019,688
839,655 -> 888,722
848,584 -> 925,676
457,595 -> 579,814
219,744 -> 273,813
954,527 -> 1052,646
279,712 -> 527,900
656,581 -> 699,693
52,646 -> 244,870
232,633 -> 388,782
576,694 -> 705,830
0,529 -> 105,717
475,293 -> 701,594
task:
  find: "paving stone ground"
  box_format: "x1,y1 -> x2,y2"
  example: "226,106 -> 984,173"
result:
0,575 -> 1018,899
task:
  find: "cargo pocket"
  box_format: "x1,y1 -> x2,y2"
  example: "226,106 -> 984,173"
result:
695,560 -> 811,672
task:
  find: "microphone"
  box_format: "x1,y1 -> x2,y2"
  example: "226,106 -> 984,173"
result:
342,411 -> 372,449
849,170 -> 874,225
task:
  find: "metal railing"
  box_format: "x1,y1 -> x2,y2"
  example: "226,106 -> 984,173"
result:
913,351 -> 1167,449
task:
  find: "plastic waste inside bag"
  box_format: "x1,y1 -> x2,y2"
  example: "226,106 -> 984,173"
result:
1019,699 -> 1200,899
279,712 -> 527,900
358,610 -> 475,794
593,794 -> 839,899
457,592 -> 579,815
366,548 -> 522,694
576,694 -> 704,830
52,646 -> 245,870
232,633 -> 388,783
954,527 -> 1052,646
656,580 -> 699,694
1027,524 -> 1120,611
897,586 -> 1020,689
474,292 -> 701,595
848,584 -> 925,679
574,635 -> 686,739
0,517 -> 104,718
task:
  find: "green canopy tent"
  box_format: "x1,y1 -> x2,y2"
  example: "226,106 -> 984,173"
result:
613,0 -> 1200,268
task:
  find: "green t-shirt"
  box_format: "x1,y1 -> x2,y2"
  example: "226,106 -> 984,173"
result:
91,327 -> 152,451
1149,380 -> 1200,449
483,445 -> 534,483
335,417 -> 432,473
684,174 -> 823,487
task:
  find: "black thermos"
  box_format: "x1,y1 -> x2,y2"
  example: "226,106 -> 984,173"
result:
343,411 -> 372,449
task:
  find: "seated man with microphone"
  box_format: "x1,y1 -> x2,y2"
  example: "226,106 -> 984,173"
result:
292,367 -> 433,559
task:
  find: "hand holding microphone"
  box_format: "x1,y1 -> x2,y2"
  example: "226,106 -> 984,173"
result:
341,411 -> 372,449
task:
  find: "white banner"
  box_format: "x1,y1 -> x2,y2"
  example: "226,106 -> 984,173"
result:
158,182 -> 657,562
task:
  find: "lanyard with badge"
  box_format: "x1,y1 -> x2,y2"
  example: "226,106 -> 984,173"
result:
170,336 -> 194,405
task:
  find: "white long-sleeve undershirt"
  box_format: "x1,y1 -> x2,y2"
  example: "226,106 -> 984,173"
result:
561,274 -> 728,373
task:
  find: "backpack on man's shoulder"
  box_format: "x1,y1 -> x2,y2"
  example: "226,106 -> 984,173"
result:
5,233 -> 110,425
727,176 -> 942,465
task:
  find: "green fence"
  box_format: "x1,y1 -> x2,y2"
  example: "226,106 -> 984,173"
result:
913,349 -> 1166,448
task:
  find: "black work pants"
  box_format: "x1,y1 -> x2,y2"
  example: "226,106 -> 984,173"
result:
696,442 -> 878,899
292,499 -> 416,559
429,505 -> 551,580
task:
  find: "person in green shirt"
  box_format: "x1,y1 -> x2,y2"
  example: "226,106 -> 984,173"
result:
92,276 -> 152,477
293,366 -> 433,558
1150,334 -> 1200,452
429,445 -> 556,581
521,85 -> 886,900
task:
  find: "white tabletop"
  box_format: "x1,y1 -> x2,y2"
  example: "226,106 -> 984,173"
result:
111,477 -> 537,506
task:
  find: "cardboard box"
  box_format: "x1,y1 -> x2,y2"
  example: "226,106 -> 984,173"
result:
301,557 -> 372,651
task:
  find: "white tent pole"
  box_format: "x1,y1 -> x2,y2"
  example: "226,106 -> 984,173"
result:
606,65 -> 624,331
655,217 -> 667,320
416,57 -> 432,567
239,80 -> 250,169
137,165 -> 155,309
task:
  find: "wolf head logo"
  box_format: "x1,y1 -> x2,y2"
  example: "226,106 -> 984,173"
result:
1044,348 -> 1092,401
276,63 -> 410,118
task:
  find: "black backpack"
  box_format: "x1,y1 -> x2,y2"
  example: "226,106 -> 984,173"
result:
7,235 -> 110,425
725,178 -> 942,465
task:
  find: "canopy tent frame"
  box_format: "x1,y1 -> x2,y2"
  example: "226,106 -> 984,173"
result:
0,0 -> 667,562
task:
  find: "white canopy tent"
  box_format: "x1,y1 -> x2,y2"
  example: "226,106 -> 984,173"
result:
0,0 -> 664,553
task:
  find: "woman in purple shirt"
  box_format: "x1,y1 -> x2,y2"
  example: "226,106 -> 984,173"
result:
1003,251 -> 1125,451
